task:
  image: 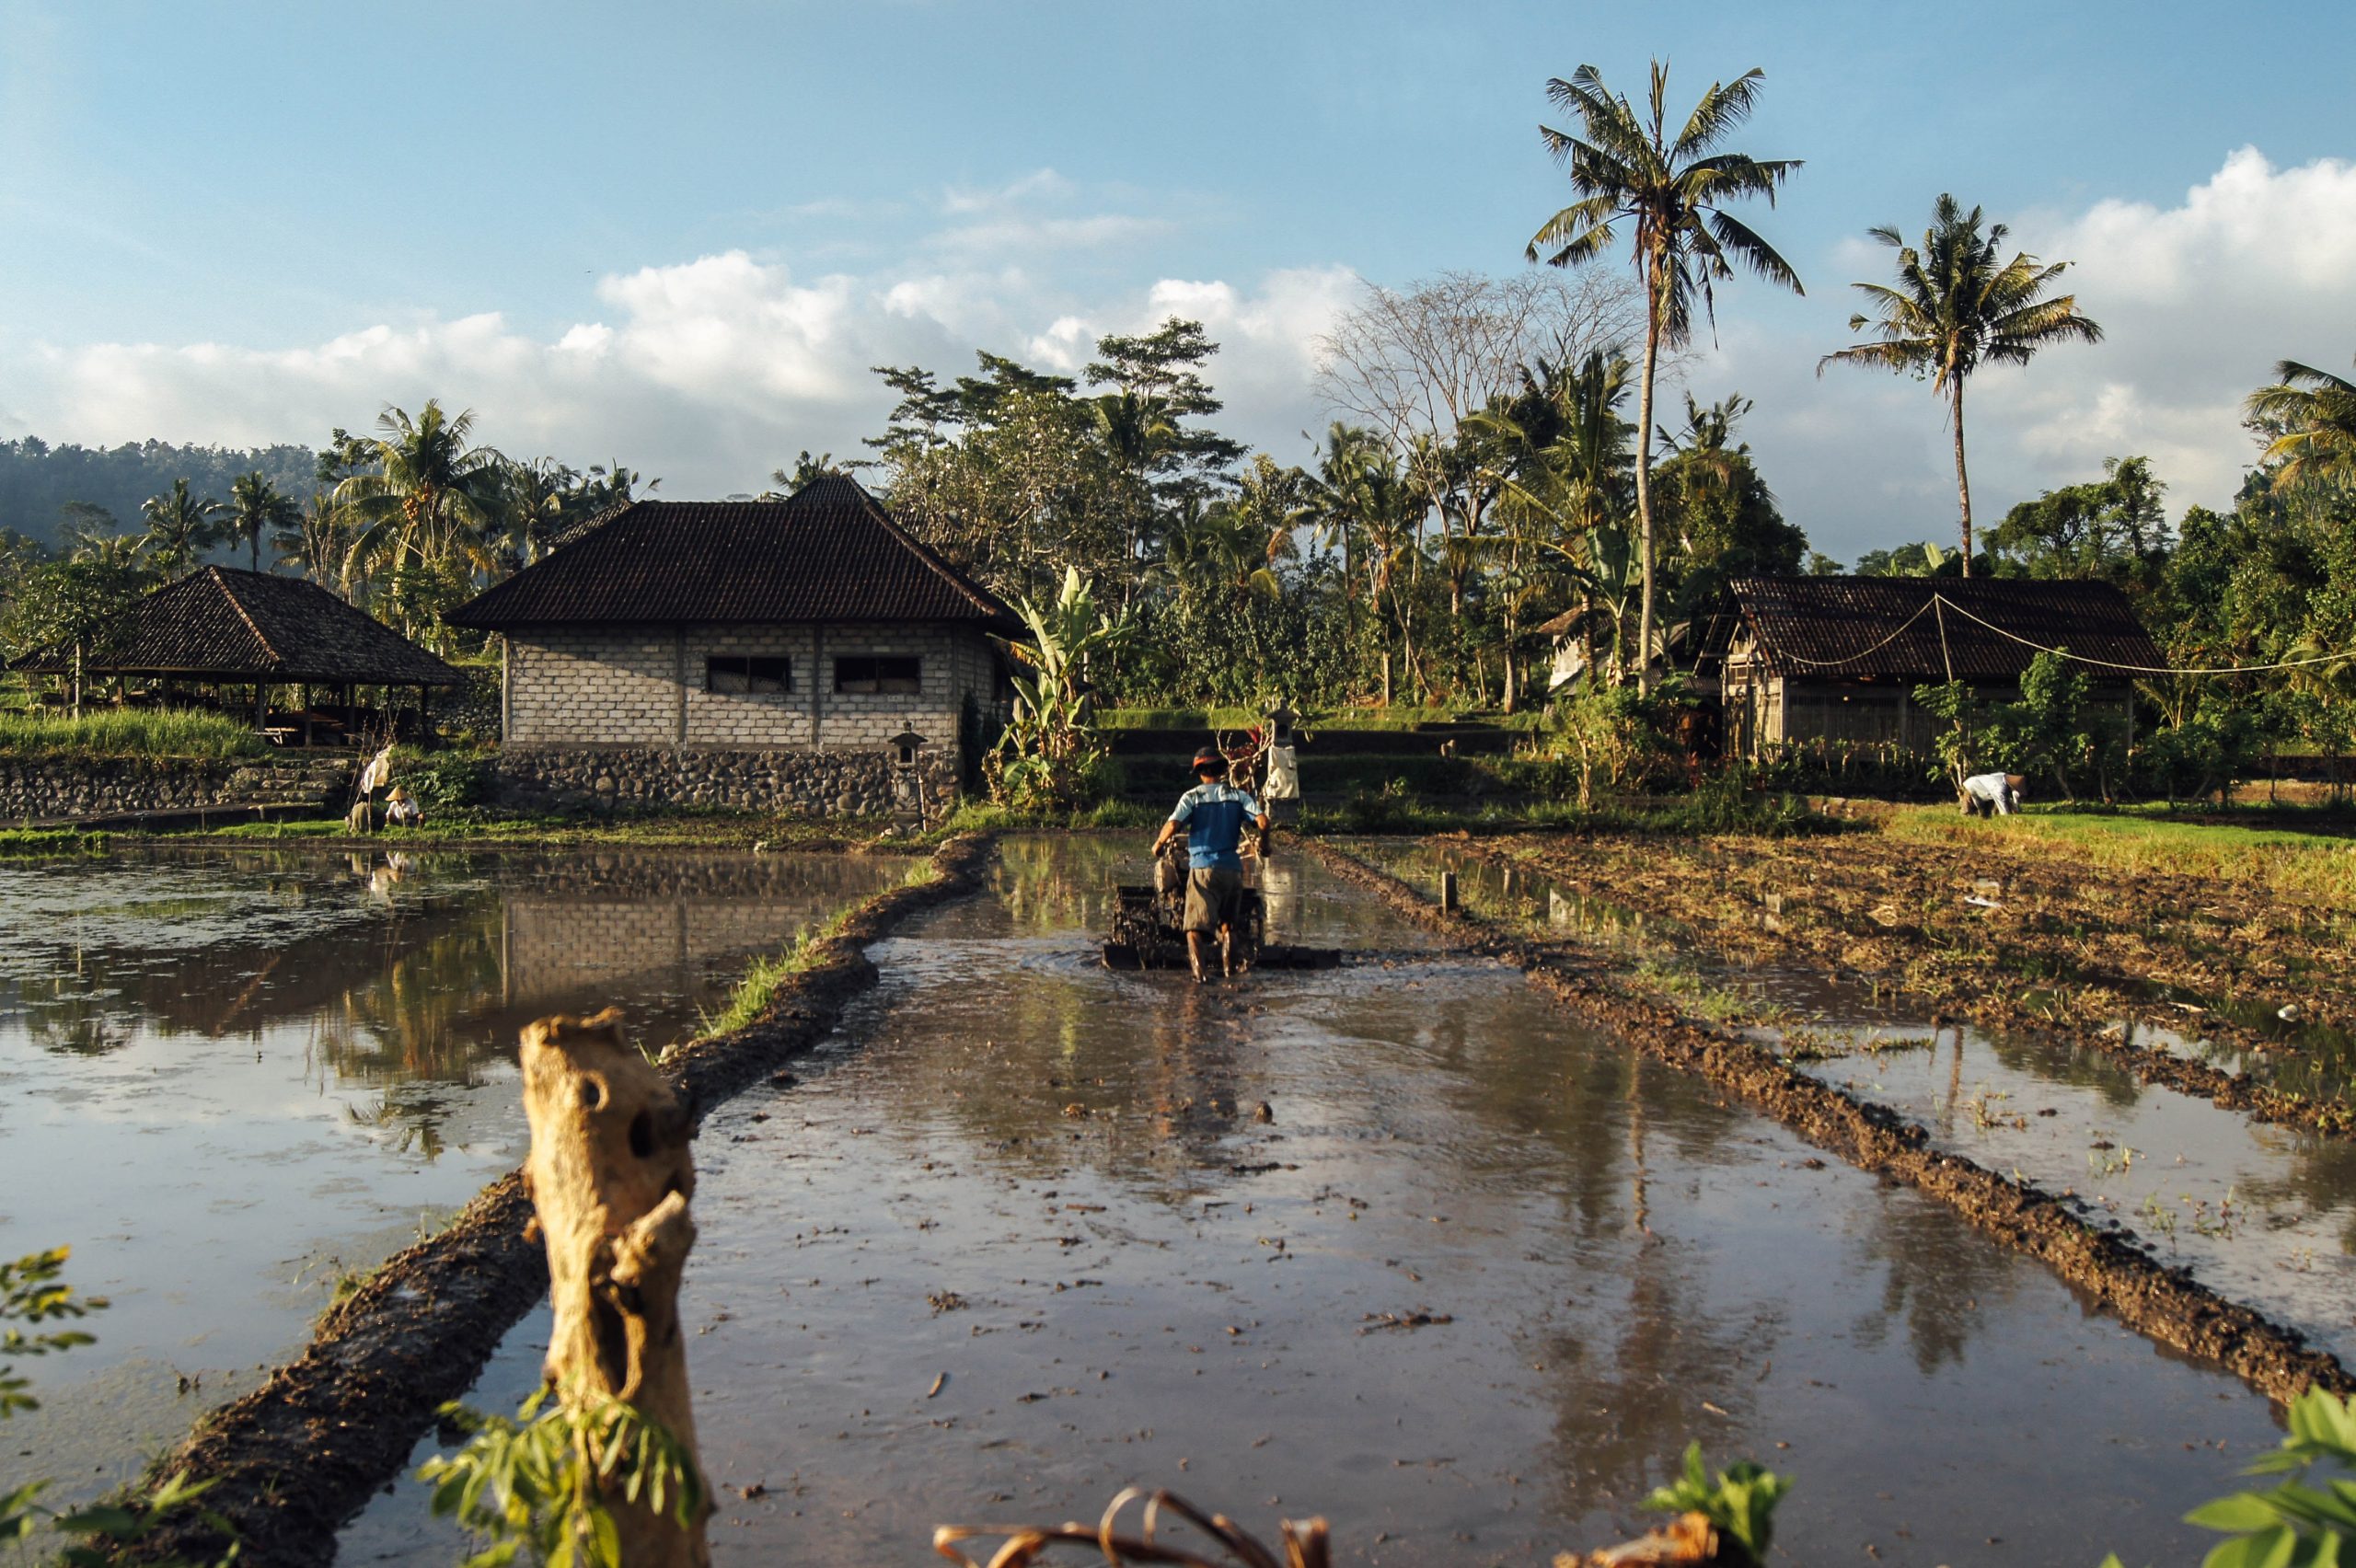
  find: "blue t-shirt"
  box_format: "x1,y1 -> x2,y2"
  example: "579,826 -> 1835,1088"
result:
1169,781 -> 1263,870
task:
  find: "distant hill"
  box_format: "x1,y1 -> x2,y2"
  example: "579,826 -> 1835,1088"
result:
0,437 -> 319,552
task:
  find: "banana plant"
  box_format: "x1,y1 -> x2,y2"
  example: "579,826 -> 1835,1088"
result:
990,568 -> 1133,811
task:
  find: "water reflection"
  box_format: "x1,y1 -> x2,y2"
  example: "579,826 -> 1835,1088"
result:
0,843 -> 906,1514
345,836 -> 2283,1568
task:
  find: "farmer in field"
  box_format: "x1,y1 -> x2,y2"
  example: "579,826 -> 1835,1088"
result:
1151,745 -> 1271,983
1960,770 -> 2027,817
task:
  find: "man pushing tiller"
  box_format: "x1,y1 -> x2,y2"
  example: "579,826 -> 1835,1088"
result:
1150,745 -> 1272,983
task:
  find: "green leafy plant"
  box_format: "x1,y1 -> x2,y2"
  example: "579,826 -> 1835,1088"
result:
420,1386 -> 706,1568
0,1245 -> 105,1419
1,1246 -> 236,1564
1645,1441 -> 1790,1563
2099,1388 -> 2356,1568
988,567 -> 1133,813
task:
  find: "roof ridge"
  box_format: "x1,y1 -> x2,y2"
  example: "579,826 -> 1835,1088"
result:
841,479 -> 1014,620
207,566 -> 286,671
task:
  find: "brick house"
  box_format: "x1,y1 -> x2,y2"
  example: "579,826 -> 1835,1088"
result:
446,475 -> 1018,816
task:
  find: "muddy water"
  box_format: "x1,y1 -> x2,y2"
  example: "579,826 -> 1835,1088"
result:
0,845 -> 907,1506
1365,839 -> 2356,1368
352,837 -> 2283,1566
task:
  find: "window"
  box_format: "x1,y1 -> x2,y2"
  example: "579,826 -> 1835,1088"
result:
834,655 -> 920,695
705,655 -> 792,696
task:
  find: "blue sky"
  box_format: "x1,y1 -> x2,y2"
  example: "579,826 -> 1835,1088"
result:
4,0 -> 2351,560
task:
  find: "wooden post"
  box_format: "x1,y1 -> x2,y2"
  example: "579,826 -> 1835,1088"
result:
517,1009 -> 710,1567
1439,870 -> 1460,915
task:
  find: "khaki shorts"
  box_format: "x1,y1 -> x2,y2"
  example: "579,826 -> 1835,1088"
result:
1183,866 -> 1245,934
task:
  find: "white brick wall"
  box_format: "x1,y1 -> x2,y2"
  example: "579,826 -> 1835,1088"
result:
505,623 -> 1009,761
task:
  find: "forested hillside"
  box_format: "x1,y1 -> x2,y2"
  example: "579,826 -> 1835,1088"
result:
0,437 -> 317,550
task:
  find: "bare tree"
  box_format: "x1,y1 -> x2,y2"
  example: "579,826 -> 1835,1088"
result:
1314,270 -> 1639,699
1317,270 -> 1639,452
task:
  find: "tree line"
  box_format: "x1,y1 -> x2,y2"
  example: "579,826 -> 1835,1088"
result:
5,58 -> 2353,773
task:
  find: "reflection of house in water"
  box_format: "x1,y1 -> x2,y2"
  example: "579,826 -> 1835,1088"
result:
494,854 -> 906,1032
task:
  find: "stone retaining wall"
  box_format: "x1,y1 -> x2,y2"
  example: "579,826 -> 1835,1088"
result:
0,755 -> 352,824
490,744 -> 959,818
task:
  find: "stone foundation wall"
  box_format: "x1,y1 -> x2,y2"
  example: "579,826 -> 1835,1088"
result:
490,745 -> 960,818
0,755 -> 352,824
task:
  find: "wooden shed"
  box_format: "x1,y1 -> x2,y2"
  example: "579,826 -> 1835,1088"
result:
1699,576 -> 2165,758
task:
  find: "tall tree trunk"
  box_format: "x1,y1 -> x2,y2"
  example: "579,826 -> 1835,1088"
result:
1634,292 -> 1662,693
1953,382 -> 1974,577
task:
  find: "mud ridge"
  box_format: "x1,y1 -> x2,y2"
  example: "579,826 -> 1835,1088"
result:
1307,836 -> 2354,1407
117,832 -> 998,1568
1443,833 -> 2356,1142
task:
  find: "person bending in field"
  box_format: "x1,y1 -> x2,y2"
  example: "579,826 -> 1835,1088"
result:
1151,745 -> 1271,983
1960,770 -> 2027,817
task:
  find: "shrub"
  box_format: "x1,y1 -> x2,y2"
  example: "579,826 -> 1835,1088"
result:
391,744 -> 492,811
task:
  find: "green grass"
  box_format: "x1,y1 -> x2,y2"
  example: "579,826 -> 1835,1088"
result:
1095,706 -> 1552,733
0,826 -> 110,857
695,858 -> 941,1038
0,708 -> 268,760
181,810 -> 924,852
930,799 -> 1161,838
1883,802 -> 2356,906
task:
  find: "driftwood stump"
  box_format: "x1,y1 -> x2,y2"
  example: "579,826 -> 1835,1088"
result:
519,1008 -> 710,1567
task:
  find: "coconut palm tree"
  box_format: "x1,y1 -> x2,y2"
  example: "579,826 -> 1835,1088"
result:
222,471 -> 302,572
1819,194 -> 2103,575
1528,60 -> 1802,687
333,401 -> 510,636
2246,356 -> 2356,490
502,456 -> 578,571
138,479 -> 226,575
1467,350 -> 1640,685
1170,456 -> 1303,607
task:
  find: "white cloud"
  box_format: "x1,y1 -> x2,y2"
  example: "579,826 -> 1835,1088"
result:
1734,147 -> 2356,562
11,252 -> 1357,492
35,147 -> 2325,555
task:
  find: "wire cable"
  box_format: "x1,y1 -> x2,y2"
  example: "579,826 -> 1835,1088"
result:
1744,595 -> 1941,671
1927,594 -> 2356,676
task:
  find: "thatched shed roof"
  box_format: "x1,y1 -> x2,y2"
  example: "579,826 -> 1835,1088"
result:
447,474 -> 1019,633
1703,576 -> 2165,682
10,567 -> 463,686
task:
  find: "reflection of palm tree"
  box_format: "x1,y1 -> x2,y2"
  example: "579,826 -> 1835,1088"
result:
1844,1190 -> 2018,1375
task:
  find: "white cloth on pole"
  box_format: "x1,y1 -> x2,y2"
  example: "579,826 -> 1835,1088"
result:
358,745 -> 395,795
1263,744 -> 1299,801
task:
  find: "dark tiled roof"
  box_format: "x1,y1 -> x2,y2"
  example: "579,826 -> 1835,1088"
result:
1713,575 -> 2165,681
11,568 -> 463,686
447,475 -> 1019,632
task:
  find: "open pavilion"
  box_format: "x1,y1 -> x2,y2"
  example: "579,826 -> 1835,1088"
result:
9,566 -> 463,745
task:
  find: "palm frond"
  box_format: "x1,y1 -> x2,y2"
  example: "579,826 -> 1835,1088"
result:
1669,67 -> 1766,162
1703,210 -> 1804,294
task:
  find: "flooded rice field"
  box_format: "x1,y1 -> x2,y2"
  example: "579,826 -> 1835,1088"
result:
1362,842 -> 2356,1356
350,837 -> 2287,1566
0,844 -> 907,1504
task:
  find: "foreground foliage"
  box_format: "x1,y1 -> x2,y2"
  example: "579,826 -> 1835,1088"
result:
2101,1388 -> 2356,1568
420,1387 -> 705,1568
0,1246 -> 236,1564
